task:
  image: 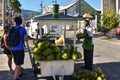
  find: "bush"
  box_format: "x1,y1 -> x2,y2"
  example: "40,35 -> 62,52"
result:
102,8 -> 119,31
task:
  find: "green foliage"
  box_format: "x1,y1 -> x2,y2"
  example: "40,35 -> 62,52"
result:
11,0 -> 21,12
102,8 -> 119,30
72,67 -> 106,80
5,0 -> 21,13
46,54 -> 54,61
76,33 -> 83,40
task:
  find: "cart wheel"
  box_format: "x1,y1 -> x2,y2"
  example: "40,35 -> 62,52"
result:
33,68 -> 40,75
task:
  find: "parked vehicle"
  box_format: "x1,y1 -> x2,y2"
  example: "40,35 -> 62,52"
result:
116,26 -> 120,36
25,20 -> 40,39
25,20 -> 60,39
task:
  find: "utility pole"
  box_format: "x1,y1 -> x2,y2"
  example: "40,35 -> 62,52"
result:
52,0 -> 57,4
40,0 -> 43,14
21,8 -> 24,24
79,0 -> 80,15
78,0 -> 81,33
2,0 -> 5,29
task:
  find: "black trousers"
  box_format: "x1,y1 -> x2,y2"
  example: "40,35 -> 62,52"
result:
83,45 -> 94,70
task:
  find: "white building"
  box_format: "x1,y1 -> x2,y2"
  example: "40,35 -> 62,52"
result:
59,0 -> 97,16
101,0 -> 120,14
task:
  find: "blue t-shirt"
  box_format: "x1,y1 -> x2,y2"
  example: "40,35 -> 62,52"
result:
11,25 -> 27,50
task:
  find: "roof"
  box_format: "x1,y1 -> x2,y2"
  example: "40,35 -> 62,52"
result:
34,13 -> 83,20
59,0 -> 79,10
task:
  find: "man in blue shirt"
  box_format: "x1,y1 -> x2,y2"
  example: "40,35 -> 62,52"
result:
12,16 -> 28,80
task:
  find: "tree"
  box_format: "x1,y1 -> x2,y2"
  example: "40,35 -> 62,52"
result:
10,0 -> 21,13
5,0 -> 21,13
5,0 -> 21,24
102,8 -> 119,31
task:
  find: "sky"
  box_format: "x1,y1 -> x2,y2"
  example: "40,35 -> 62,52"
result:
19,0 -> 101,11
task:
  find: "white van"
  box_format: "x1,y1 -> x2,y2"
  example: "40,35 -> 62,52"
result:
25,20 -> 60,39
25,20 -> 40,39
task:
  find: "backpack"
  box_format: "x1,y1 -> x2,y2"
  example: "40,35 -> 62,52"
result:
1,37 -> 5,48
7,27 -> 21,47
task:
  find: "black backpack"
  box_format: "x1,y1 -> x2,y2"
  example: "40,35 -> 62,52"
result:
7,27 -> 21,47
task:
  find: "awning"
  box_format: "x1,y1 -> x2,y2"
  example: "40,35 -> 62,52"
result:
34,13 -> 83,20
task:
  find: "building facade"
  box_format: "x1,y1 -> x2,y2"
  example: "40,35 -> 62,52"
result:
59,0 -> 97,16
58,0 -> 100,33
0,0 -> 2,23
101,0 -> 120,14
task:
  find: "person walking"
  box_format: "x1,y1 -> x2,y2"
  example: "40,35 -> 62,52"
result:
82,19 -> 94,71
3,24 -> 13,73
10,16 -> 28,80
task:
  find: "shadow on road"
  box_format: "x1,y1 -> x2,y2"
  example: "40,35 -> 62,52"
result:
65,38 -> 83,44
94,62 -> 120,80
74,61 -> 120,80
0,68 -> 36,80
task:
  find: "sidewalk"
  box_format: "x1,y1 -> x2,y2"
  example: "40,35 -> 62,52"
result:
0,46 -> 36,80
0,30 -> 120,80
94,32 -> 120,45
0,28 -> 36,80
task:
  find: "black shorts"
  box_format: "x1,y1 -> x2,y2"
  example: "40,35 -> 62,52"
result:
4,47 -> 12,55
12,50 -> 25,65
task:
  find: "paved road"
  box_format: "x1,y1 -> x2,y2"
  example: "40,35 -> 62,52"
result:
0,30 -> 120,80
66,31 -> 120,80
93,36 -> 120,80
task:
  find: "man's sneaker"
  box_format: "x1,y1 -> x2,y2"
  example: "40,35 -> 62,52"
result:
18,72 -> 27,79
8,69 -> 14,74
10,69 -> 14,74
